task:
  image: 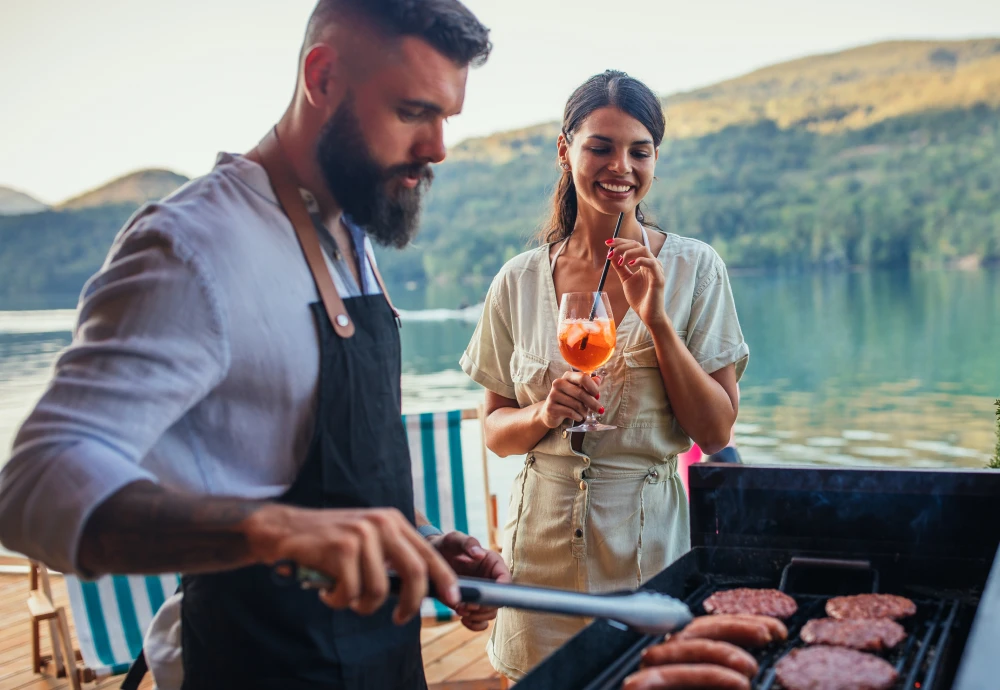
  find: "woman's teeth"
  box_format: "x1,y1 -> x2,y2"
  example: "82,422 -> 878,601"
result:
598,182 -> 631,193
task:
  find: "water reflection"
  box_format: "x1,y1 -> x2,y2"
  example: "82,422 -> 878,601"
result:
1,269 -> 998,471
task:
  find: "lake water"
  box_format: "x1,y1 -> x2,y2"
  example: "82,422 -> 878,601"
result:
2,268 -> 998,554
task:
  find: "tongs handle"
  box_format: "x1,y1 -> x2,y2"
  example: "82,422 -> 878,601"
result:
271,560 -> 692,635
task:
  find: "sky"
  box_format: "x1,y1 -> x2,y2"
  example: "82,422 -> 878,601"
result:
2,0 -> 1000,204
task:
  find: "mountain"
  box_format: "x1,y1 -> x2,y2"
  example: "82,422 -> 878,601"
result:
57,169 -> 190,210
0,186 -> 48,216
1,39 -> 999,299
661,38 -> 1000,138
453,38 -> 1000,162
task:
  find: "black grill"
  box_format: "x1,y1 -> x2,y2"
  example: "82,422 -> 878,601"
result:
516,464 -> 1000,690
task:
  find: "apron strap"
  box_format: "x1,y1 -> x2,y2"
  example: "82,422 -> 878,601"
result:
118,650 -> 148,690
365,244 -> 400,320
255,127 -> 355,338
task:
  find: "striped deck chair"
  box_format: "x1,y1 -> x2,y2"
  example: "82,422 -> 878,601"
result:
403,407 -> 498,622
28,560 -> 179,690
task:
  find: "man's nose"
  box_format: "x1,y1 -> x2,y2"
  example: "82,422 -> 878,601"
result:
413,121 -> 447,164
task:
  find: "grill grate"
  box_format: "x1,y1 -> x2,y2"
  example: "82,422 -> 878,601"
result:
753,593 -> 960,689
581,577 -> 962,690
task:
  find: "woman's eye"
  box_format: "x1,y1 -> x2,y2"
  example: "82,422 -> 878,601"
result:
589,147 -> 610,154
632,151 -> 651,159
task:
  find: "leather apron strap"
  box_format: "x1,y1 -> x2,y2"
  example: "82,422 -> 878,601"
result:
255,127 -> 356,337
365,244 -> 400,319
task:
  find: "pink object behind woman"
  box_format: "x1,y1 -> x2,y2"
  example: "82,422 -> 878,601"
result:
678,444 -> 702,496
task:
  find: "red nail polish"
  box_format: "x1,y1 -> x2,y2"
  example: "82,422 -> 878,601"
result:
607,249 -> 613,258
628,259 -> 636,265
596,393 -> 600,400
617,256 -> 624,266
599,407 -> 605,415
605,239 -> 614,245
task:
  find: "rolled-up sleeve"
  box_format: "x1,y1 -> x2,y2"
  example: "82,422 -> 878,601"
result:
460,276 -> 516,400
0,219 -> 229,574
686,257 -> 749,381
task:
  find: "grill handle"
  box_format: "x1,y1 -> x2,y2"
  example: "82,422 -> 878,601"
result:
779,556 -> 880,594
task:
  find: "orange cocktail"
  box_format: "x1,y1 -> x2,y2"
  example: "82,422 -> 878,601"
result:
558,318 -> 616,373
557,291 -> 617,432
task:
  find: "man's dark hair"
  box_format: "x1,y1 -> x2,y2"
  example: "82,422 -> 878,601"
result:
305,0 -> 492,67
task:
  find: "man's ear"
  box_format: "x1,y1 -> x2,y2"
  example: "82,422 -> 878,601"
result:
301,44 -> 345,111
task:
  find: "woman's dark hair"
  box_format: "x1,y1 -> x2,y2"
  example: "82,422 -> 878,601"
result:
542,70 -> 664,244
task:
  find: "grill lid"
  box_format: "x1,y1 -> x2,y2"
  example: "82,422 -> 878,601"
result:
689,463 -> 1000,561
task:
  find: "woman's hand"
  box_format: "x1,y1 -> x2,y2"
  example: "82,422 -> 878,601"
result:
427,532 -> 512,631
535,370 -> 603,429
607,238 -> 669,328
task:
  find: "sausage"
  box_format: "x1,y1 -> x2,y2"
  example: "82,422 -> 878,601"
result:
622,664 -> 752,690
675,615 -> 773,648
641,639 -> 759,678
730,614 -> 789,641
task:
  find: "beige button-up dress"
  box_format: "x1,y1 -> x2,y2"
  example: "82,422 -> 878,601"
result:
460,232 -> 749,680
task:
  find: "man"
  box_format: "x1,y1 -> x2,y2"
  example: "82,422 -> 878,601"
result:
0,1 -> 508,688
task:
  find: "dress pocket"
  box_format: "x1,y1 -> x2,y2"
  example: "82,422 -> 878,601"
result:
509,348 -> 551,408
618,334 -> 685,429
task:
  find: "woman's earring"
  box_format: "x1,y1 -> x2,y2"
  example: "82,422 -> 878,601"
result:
561,162 -> 570,171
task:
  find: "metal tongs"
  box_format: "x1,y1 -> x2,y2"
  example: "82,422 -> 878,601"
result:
273,561 -> 692,636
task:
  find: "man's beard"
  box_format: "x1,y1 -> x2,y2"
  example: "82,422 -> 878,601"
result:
315,98 -> 433,249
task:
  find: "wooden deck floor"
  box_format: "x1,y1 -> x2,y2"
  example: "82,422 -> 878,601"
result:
0,572 -> 502,690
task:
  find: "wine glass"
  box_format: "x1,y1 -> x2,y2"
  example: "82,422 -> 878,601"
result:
557,292 -> 617,433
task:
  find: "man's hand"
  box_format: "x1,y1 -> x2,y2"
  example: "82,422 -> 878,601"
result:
245,504 -> 461,626
78,482 -> 464,628
427,531 -> 511,631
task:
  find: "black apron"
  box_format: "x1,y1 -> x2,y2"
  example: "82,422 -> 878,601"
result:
178,130 -> 425,690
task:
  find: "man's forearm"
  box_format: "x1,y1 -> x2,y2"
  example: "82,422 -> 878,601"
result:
77,480 -> 268,576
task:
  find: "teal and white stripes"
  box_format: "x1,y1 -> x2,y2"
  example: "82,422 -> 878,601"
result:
403,410 -> 470,621
65,573 -> 180,677
404,410 -> 469,535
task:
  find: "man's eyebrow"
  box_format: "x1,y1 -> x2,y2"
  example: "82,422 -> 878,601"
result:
400,99 -> 444,114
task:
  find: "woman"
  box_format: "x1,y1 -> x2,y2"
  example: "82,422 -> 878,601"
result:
460,70 -> 749,680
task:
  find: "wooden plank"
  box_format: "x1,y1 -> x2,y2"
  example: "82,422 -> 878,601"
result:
26,593 -> 55,620
448,655 -> 501,682
0,556 -> 30,569
0,573 -> 497,690
430,681 -> 505,690
424,633 -> 494,683
421,619 -> 463,645
421,624 -> 485,665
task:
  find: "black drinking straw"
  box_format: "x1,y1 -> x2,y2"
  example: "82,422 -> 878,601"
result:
579,212 -> 625,350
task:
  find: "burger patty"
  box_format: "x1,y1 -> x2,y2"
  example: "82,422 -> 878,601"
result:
775,646 -> 899,690
800,618 -> 907,651
826,593 -> 917,620
702,588 -> 798,619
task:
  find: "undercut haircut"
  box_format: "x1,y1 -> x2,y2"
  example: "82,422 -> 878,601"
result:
303,0 -> 492,67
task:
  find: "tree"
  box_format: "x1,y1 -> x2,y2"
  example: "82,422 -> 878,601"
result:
990,399 -> 1000,470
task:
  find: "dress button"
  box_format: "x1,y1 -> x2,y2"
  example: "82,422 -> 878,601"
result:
562,430 -> 569,439
574,528 -> 584,538
649,469 -> 658,479
336,314 -> 350,327
579,480 -> 587,491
